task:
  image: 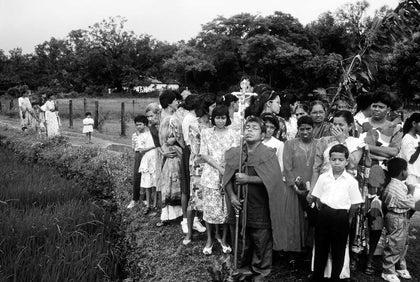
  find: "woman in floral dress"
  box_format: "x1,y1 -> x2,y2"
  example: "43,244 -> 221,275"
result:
200,105 -> 236,255
182,105 -> 211,245
156,90 -> 183,225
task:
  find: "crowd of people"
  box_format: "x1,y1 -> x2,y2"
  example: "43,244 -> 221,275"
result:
14,83 -> 420,281
127,81 -> 420,282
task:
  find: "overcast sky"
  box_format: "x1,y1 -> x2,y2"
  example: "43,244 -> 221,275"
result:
0,0 -> 399,54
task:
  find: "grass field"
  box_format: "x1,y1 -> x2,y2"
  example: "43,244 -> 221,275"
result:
57,97 -> 158,141
0,146 -> 123,281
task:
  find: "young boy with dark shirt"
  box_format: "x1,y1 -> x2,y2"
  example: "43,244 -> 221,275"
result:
310,144 -> 363,282
381,158 -> 415,282
223,116 -> 284,282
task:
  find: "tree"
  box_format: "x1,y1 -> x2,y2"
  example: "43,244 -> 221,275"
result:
86,16 -> 137,90
163,45 -> 216,87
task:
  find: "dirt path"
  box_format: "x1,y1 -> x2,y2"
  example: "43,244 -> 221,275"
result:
0,115 -> 131,152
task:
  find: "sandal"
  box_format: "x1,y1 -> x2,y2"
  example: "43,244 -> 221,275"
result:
156,221 -> 166,227
219,241 -> 232,254
364,264 -> 376,275
203,243 -> 213,255
182,238 -> 192,246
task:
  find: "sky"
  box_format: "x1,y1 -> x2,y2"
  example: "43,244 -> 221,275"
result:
0,0 -> 400,54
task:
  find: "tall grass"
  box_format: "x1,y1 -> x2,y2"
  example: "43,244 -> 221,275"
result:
0,147 -> 122,281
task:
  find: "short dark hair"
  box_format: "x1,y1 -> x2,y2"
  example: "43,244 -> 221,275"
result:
371,91 -> 393,108
216,93 -> 238,107
134,115 -> 148,125
333,110 -> 354,125
195,106 -> 209,118
356,93 -> 372,112
211,105 -> 231,126
387,157 -> 407,178
246,116 -> 266,134
329,144 -> 349,159
85,112 -> 92,117
295,102 -> 309,114
403,113 -> 420,135
297,116 -> 313,128
159,90 -> 179,109
183,94 -> 199,111
260,113 -> 279,130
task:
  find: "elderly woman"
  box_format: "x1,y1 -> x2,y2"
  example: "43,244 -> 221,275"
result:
309,100 -> 332,139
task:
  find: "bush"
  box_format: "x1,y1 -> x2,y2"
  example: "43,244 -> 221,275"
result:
2,133 -> 132,199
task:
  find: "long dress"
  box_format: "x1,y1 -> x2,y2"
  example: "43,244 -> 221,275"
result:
157,112 -> 183,221
399,134 -> 420,210
40,100 -> 60,137
200,127 -> 236,224
283,138 -> 317,251
187,117 -> 210,211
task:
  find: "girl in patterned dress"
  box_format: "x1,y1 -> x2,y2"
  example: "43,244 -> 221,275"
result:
200,105 -> 236,255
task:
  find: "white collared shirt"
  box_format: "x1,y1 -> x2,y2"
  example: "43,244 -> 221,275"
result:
312,170 -> 363,210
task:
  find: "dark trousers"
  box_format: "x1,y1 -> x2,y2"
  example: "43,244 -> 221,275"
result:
180,145 -> 191,194
132,151 -> 143,201
238,227 -> 273,279
313,205 -> 349,282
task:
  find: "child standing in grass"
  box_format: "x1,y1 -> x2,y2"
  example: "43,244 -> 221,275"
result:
381,158 -> 415,282
82,112 -> 94,144
134,115 -> 157,215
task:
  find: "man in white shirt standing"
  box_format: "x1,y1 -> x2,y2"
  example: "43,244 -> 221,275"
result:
310,144 -> 363,282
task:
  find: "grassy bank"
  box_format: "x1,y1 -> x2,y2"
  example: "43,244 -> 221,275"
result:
0,146 -> 123,281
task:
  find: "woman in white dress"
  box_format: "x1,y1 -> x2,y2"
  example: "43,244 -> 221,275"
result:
40,94 -> 61,137
400,113 -> 420,210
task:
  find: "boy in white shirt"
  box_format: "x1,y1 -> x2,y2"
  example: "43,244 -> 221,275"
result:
310,144 -> 363,282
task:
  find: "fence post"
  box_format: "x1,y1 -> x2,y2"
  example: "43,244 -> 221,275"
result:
83,98 -> 87,114
69,100 -> 73,128
132,99 -> 135,115
120,102 -> 126,137
10,99 -> 13,110
94,101 -> 99,130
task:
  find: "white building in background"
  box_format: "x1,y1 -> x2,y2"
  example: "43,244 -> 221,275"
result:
133,78 -> 179,93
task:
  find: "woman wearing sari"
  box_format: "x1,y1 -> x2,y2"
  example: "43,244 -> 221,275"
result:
283,116 -> 317,254
309,100 -> 332,139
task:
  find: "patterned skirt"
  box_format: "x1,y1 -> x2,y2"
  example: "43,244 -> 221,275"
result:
203,186 -> 228,224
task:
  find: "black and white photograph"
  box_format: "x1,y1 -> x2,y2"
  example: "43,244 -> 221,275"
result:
1,0 -> 420,281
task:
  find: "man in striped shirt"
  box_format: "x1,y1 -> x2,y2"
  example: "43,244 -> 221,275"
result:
381,158 -> 415,282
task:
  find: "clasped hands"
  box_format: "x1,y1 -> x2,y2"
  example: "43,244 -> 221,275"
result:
230,172 -> 250,212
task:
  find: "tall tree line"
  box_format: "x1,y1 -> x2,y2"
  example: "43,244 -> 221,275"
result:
1,1 -> 420,100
